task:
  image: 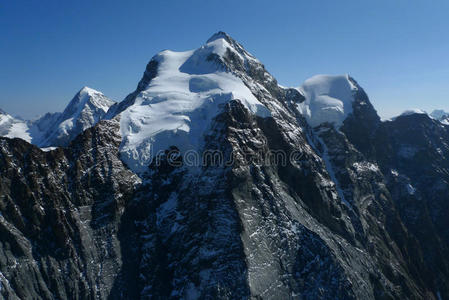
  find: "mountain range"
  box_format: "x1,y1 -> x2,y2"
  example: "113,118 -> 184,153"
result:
1,32 -> 449,299
0,87 -> 115,148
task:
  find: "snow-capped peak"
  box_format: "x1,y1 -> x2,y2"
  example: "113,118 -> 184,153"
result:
37,87 -> 115,147
430,109 -> 449,125
64,86 -> 112,115
389,109 -> 428,121
399,109 -> 427,117
430,109 -> 449,119
0,87 -> 116,147
113,33 -> 270,173
207,31 -> 259,63
297,74 -> 359,128
206,31 -> 233,44
80,86 -> 103,96
0,108 -> 32,142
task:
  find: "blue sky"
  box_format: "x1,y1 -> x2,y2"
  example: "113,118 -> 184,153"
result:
1,0 -> 448,119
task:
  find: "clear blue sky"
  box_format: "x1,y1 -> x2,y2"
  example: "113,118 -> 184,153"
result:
1,0 -> 448,119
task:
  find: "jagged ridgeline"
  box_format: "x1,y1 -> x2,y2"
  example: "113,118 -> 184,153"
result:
1,32 -> 449,299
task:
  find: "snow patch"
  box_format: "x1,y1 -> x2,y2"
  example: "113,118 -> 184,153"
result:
314,132 -> 354,210
41,147 -> 57,152
406,184 -> 416,195
0,110 -> 32,142
391,169 -> 399,177
297,74 -> 357,128
5,121 -> 31,142
0,113 -> 13,127
394,109 -> 427,119
353,162 -> 380,173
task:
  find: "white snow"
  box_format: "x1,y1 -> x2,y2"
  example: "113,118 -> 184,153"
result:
36,86 -> 115,147
0,87 -> 115,148
391,169 -> 399,177
387,108 -> 430,122
406,183 -> 416,195
297,74 -> 357,128
430,109 -> 447,119
41,147 -> 57,152
353,162 -> 380,173
118,37 -> 271,173
0,113 -> 14,127
398,109 -> 427,117
78,87 -> 114,113
5,122 -> 32,142
430,109 -> 449,125
391,109 -> 449,123
0,111 -> 32,142
313,132 -> 354,211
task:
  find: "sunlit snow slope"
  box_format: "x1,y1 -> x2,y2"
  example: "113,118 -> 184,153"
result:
0,110 -> 32,142
297,74 -> 358,128
115,36 -> 271,172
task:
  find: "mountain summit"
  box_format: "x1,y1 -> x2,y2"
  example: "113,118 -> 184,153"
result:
106,32 -> 271,172
38,86 -> 115,147
431,109 -> 449,125
0,87 -> 115,147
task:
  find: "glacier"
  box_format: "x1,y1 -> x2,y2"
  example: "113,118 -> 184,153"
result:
297,74 -> 358,128
114,36 -> 271,173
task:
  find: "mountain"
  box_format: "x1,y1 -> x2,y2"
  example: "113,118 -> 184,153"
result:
1,32 -> 449,299
105,31 -> 271,172
37,86 -> 115,147
0,87 -> 115,148
0,109 -> 32,142
0,119 -> 140,299
430,109 -> 449,125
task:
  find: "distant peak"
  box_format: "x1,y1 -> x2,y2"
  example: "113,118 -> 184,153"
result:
79,86 -> 103,96
430,109 -> 449,120
391,109 -> 428,120
206,31 -> 233,44
0,108 -> 6,115
62,86 -> 114,117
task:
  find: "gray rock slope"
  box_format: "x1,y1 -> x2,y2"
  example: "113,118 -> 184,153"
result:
1,32 -> 449,299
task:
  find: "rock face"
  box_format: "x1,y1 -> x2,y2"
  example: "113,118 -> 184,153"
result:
0,118 -> 140,299
1,32 -> 449,299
